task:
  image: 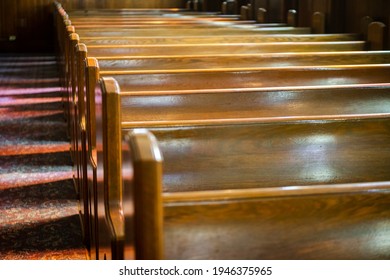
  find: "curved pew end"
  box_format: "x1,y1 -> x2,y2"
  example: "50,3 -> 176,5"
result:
193,0 -> 201,12
368,21 -> 387,50
247,3 -> 253,20
312,11 -> 326,34
223,0 -> 238,15
99,78 -> 164,260
287,9 -> 298,27
186,0 -> 193,11
75,42 -> 90,251
240,5 -> 249,21
124,129 -> 164,260
257,7 -> 267,23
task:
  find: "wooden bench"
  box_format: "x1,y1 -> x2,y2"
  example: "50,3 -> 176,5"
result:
86,51 -> 390,71
72,26 -> 312,37
120,126 -> 390,260
77,41 -> 366,57
78,33 -> 362,45
86,76 -> 390,260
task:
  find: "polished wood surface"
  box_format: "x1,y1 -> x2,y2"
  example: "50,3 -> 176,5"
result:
122,117 -> 390,192
119,85 -> 390,124
79,33 -> 362,45
163,184 -> 390,259
109,65 -> 390,92
82,41 -> 366,56
52,1 -> 390,261
58,0 -> 185,10
93,51 -> 390,71
125,130 -> 164,260
74,26 -> 312,37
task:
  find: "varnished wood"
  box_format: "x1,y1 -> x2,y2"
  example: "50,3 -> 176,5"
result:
81,41 -> 366,57
287,9 -> 298,27
125,129 -> 164,260
99,76 -> 390,259
161,183 -> 390,259
54,2 -> 390,261
119,115 -> 390,259
78,33 -> 362,45
257,7 -> 267,23
368,21 -> 387,50
106,65 -> 390,92
93,51 -> 390,71
240,5 -> 249,20
312,11 -> 326,34
73,26 -> 312,37
118,85 -> 390,125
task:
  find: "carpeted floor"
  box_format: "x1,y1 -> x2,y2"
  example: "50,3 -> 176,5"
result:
0,53 -> 87,259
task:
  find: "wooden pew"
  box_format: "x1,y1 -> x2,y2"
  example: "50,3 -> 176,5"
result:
78,33 -> 362,45
72,26 -> 312,37
88,77 -> 390,260
124,128 -> 390,259
94,64 -> 390,93
78,41 -> 366,57
88,51 -> 390,71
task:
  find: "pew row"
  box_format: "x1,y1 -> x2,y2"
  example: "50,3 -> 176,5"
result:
68,46 -> 390,249
89,77 -> 390,260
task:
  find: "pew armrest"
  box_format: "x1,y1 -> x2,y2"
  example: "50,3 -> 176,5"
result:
124,129 -> 164,260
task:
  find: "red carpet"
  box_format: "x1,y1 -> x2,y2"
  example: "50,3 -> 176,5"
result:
0,54 -> 87,259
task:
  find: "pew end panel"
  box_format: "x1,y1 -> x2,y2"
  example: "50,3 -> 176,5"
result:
123,129 -> 164,260
100,78 -> 165,260
100,77 -> 124,259
287,9 -> 298,27
240,5 -> 249,21
85,57 -> 111,260
368,21 -> 387,50
257,8 -> 267,23
75,42 -> 90,249
312,11 -> 326,34
68,32 -> 81,198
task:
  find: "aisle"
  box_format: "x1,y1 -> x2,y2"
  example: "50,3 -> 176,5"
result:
0,53 -> 87,259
